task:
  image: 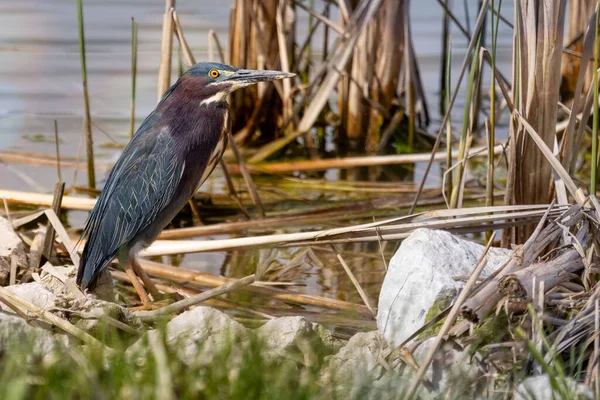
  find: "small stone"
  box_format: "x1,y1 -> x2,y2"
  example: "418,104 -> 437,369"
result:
377,229 -> 511,346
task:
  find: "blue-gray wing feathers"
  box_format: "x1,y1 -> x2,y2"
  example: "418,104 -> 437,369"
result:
77,128 -> 184,289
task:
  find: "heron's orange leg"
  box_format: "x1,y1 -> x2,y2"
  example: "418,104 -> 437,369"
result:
131,258 -> 162,300
123,261 -> 151,305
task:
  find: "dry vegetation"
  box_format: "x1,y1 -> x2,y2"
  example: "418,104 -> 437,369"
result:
1,0 -> 600,397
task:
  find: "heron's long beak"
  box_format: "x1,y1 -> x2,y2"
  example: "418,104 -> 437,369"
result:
227,69 -> 295,86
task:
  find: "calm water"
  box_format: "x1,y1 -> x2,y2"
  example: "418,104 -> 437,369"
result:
0,1 -> 514,325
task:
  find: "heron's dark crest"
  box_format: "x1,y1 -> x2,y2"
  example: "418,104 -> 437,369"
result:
77,62 -> 294,290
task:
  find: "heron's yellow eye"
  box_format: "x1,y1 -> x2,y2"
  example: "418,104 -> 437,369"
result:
209,69 -> 220,79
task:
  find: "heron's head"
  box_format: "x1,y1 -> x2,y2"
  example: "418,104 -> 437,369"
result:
182,62 -> 295,105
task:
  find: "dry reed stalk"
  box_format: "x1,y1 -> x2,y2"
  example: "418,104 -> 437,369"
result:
0,189 -> 96,211
562,7 -> 598,172
129,18 -> 138,139
367,0 -> 416,151
172,11 -> 194,65
44,208 -> 81,267
9,256 -> 17,286
250,0 -> 385,163
228,0 -> 288,141
134,275 -> 256,320
41,182 -> 65,263
28,233 -> 44,270
53,120 -> 61,182
409,0 -> 490,214
136,260 -> 370,314
141,206 -> 565,256
498,249 -> 584,303
218,159 -> 251,219
76,0 -> 95,190
226,131 -> 265,218
504,0 -> 567,244
157,0 -> 176,101
461,204 -> 582,323
514,111 -> 587,205
561,0 -> 595,100
331,245 -> 376,316
0,143 -> 502,175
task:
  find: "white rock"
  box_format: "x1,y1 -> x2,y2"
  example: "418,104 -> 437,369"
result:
319,331 -> 411,399
411,337 -> 481,396
127,307 -> 248,366
514,374 -> 593,400
0,217 -> 27,285
377,229 -> 511,346
257,316 -> 333,366
0,312 -> 65,357
0,282 -> 56,313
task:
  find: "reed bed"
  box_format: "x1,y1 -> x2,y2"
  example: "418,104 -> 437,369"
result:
2,0 -> 600,397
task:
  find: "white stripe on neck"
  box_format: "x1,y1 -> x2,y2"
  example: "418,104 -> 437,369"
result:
200,92 -> 227,105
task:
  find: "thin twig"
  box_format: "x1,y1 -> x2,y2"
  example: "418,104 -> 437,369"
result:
331,245 -> 376,317
76,0 -> 95,190
409,0 -> 490,214
53,120 -> 62,182
227,131 -> 265,218
134,274 -> 256,321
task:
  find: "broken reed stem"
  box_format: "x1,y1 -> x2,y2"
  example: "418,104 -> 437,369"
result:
405,232 -> 495,400
41,182 -> 65,264
134,275 -> 256,321
45,209 -> 80,267
157,0 -> 176,101
9,256 -> 17,286
331,245 -> 376,317
53,120 -> 62,182
76,0 -> 95,190
498,249 -> 583,301
129,17 -> 138,139
208,30 -> 226,64
173,11 -> 195,64
0,144 -> 504,175
0,285 -> 103,347
135,260 -> 369,314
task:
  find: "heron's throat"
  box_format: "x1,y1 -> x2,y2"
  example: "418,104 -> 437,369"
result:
200,91 -> 228,106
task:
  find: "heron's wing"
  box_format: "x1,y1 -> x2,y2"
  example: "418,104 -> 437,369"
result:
77,124 -> 184,288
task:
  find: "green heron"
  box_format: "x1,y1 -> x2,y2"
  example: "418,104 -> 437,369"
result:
77,62 -> 294,303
